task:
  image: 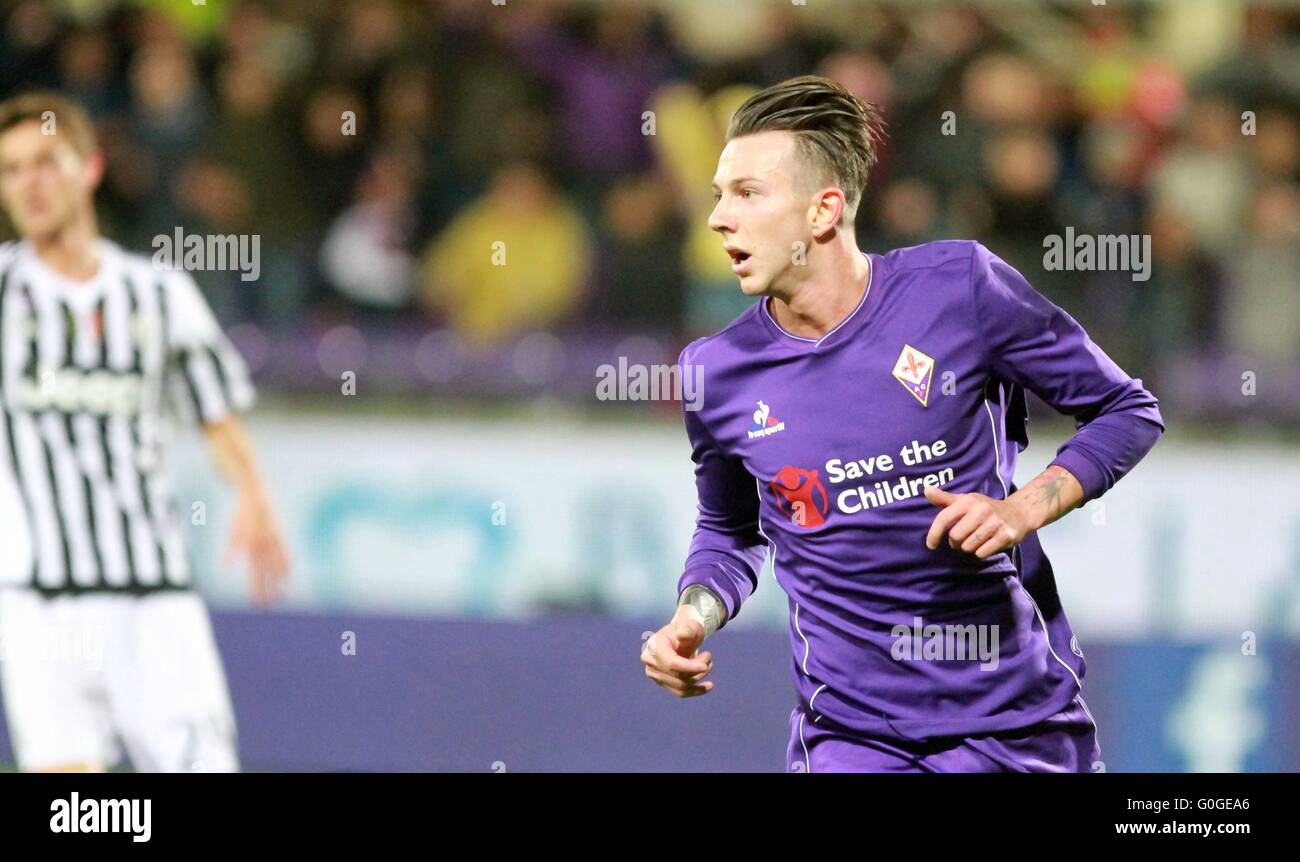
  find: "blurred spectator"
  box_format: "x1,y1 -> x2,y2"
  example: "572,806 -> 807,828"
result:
860,178 -> 946,251
297,83 -> 368,238
126,35 -> 208,172
1150,95 -> 1253,257
205,52 -> 306,240
1198,7 -> 1300,110
136,0 -> 228,44
1136,205 -> 1222,368
0,0 -> 61,88
57,26 -> 121,117
418,162 -> 589,344
1253,105 -> 1300,181
658,0 -> 777,65
194,50 -> 312,323
584,171 -> 687,334
319,143 -> 422,319
648,80 -> 759,337
498,1 -> 675,200
1222,182 -> 1300,363
981,129 -> 1071,291
321,0 -> 409,85
441,46 -> 550,189
374,62 -> 468,240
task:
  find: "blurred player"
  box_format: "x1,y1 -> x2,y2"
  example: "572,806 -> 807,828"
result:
641,77 -> 1164,772
0,92 -> 288,772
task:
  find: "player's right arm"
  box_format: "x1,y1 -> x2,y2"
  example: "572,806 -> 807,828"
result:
202,415 -> 289,606
643,354 -> 766,697
162,269 -> 288,604
641,597 -> 720,698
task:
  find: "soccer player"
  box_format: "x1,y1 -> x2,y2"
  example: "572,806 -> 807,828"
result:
0,92 -> 288,772
641,77 -> 1164,772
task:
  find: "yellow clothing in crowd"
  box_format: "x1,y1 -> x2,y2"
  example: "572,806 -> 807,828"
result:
420,179 -> 589,343
648,82 -> 760,284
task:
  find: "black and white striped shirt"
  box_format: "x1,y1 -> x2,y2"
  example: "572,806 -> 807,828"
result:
0,238 -> 255,594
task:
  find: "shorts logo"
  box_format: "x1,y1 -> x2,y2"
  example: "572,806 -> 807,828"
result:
770,465 -> 828,528
747,400 -> 786,439
892,344 -> 934,406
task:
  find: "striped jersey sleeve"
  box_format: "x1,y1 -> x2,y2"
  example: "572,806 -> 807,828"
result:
161,271 -> 256,425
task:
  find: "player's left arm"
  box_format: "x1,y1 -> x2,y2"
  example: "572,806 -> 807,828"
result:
925,464 -> 1082,558
926,242 -> 1165,558
202,415 -> 289,605
164,271 -> 289,604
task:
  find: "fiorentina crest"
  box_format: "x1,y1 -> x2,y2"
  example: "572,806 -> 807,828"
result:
891,344 -> 934,406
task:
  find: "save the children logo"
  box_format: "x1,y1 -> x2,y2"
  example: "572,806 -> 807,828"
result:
892,344 -> 935,406
770,465 -> 828,528
747,399 -> 786,439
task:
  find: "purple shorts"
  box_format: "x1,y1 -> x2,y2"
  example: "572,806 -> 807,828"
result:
786,696 -> 1099,773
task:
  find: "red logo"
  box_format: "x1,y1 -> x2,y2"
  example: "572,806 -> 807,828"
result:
770,466 -> 829,528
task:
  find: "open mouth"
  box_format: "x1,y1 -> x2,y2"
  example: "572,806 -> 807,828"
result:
727,249 -> 752,272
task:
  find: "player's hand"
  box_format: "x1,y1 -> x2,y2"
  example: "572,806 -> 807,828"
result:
923,486 -> 1032,559
641,605 -> 715,698
225,485 -> 290,606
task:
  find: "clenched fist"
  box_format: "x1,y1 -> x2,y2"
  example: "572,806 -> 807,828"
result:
642,605 -> 715,698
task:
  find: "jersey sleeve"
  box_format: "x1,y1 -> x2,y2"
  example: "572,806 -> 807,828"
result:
675,344 -> 767,627
969,242 -> 1164,502
162,271 -> 256,425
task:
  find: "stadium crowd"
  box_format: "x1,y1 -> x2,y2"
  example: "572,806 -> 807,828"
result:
1,0 -> 1298,419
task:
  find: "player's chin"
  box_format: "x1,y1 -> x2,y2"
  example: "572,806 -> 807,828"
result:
18,214 -> 60,243
736,272 -> 768,296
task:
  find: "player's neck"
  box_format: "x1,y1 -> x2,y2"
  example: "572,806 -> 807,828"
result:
28,215 -> 101,283
768,248 -> 871,340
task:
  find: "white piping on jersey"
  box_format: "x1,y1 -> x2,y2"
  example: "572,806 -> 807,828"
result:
793,603 -> 814,675
1073,693 -> 1098,730
983,397 -> 1008,498
1074,693 -> 1101,760
755,476 -> 827,722
985,394 -> 1087,697
755,476 -> 817,675
797,710 -> 810,773
1016,580 -> 1083,691
791,593 -> 828,717
753,477 -> 778,587
761,251 -> 874,347
755,477 -> 777,584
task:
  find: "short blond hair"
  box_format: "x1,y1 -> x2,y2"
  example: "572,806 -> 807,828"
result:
0,91 -> 98,157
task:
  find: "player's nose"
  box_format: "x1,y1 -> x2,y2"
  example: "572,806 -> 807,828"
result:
707,197 -> 733,234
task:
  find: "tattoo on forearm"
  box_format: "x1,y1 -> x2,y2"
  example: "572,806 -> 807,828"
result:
678,585 -> 725,638
1033,474 -> 1069,515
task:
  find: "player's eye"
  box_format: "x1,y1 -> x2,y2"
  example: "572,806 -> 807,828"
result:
742,188 -> 757,198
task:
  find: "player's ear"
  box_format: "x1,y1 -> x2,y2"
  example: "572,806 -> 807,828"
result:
82,149 -> 105,193
809,187 -> 844,239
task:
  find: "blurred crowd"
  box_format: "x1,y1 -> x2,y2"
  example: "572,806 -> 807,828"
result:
1,0 -> 1298,417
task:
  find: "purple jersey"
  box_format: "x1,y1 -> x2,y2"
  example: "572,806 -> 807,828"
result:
677,240 -> 1164,742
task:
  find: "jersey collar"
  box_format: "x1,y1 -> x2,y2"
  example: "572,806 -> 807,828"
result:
758,250 -> 880,350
